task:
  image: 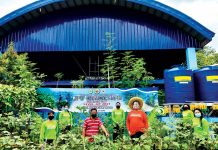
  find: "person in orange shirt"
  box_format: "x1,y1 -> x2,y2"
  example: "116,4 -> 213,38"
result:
126,97 -> 149,140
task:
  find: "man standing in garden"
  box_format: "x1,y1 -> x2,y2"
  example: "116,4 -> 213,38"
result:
82,108 -> 109,142
40,111 -> 59,146
112,102 -> 125,141
58,103 -> 72,132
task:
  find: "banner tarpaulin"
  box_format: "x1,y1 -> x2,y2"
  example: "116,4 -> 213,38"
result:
37,88 -> 158,112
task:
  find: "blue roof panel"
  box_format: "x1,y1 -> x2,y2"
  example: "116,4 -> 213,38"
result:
0,0 -> 215,52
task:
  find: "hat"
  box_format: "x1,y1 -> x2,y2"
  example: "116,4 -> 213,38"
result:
128,97 -> 144,110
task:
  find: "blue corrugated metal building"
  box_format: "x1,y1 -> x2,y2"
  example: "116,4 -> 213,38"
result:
0,0 -> 215,86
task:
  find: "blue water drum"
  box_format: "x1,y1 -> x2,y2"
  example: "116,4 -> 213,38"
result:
164,67 -> 195,103
194,65 -> 218,102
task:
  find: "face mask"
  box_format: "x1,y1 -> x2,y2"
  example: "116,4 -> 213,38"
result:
183,107 -> 188,110
133,102 -> 140,109
116,106 -> 120,109
48,116 -> 54,120
133,105 -> 139,109
91,114 -> 97,118
195,113 -> 201,118
64,108 -> 68,111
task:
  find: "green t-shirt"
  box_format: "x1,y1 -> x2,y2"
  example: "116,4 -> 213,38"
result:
112,108 -> 125,127
192,118 -> 209,138
58,111 -> 72,129
40,120 -> 58,143
182,110 -> 194,124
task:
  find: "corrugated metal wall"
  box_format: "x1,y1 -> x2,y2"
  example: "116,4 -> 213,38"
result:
0,6 -> 200,52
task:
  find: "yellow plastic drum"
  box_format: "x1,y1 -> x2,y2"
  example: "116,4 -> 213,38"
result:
199,103 -> 207,110
164,106 -> 169,114
190,103 -> 195,110
212,103 -> 218,110
172,105 -> 181,113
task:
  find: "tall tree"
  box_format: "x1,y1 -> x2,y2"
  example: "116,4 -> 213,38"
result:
119,51 -> 136,87
119,51 -> 154,88
100,33 -> 154,88
100,32 -> 120,88
196,46 -> 218,68
0,42 -> 45,113
54,72 -> 64,88
0,42 -> 44,88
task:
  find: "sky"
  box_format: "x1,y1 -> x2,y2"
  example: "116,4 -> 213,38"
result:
0,0 -> 217,51
157,0 -> 218,51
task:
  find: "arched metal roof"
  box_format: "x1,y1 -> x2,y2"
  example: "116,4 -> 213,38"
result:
0,0 -> 215,48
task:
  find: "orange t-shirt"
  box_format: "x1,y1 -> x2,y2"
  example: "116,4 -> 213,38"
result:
126,110 -> 149,135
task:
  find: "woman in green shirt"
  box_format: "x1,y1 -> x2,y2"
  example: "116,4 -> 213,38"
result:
192,109 -> 209,138
59,104 -> 72,132
182,104 -> 194,125
40,111 -> 59,145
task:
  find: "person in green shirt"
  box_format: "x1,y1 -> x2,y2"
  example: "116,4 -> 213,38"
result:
182,104 -> 194,125
40,111 -> 59,146
192,108 -> 209,138
58,104 -> 72,132
112,102 -> 125,141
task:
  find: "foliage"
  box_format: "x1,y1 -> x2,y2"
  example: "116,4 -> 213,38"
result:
54,72 -> 64,81
71,75 -> 85,88
0,42 -> 44,88
35,90 -> 56,109
196,46 -> 218,68
0,112 -> 218,150
0,84 -> 37,113
0,112 -> 43,149
119,51 -> 137,88
104,32 -> 117,51
158,90 -> 165,105
54,72 -> 64,88
100,32 -> 154,88
1,42 -> 218,149
210,123 -> 218,137
1,111 -> 218,150
100,51 -> 154,88
0,42 -> 45,113
119,51 -> 154,88
100,50 -> 120,88
101,32 -> 119,88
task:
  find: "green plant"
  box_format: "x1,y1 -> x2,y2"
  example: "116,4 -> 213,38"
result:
0,111 -> 218,149
0,42 -> 44,88
54,72 -> 64,88
36,90 -> 56,108
100,50 -> 154,88
158,90 -> 165,105
0,84 -> 38,113
0,42 -> 45,114
71,75 -> 85,88
0,112 -> 42,149
100,32 -> 119,88
196,46 -> 218,68
119,51 -> 154,88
